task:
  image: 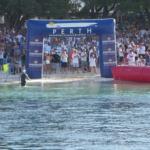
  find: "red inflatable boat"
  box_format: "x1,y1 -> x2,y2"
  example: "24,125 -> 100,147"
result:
112,66 -> 150,82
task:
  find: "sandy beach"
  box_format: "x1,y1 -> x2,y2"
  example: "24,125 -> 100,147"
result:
0,71 -> 113,85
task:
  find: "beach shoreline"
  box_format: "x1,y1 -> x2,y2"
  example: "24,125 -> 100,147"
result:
0,72 -> 113,85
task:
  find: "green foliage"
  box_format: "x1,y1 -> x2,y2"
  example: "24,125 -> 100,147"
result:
0,0 -> 71,29
80,0 -> 150,18
79,0 -> 119,18
0,0 -> 149,30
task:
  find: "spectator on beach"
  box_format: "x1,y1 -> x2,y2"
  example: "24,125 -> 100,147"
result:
127,50 -> 136,66
44,53 -> 51,74
138,43 -> 146,58
89,53 -> 97,73
72,49 -> 80,73
60,50 -> 68,73
80,49 -> 88,72
51,50 -> 60,73
118,45 -> 124,65
136,55 -> 145,66
145,50 -> 150,66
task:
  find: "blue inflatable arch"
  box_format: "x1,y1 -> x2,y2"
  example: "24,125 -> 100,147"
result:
26,19 -> 116,79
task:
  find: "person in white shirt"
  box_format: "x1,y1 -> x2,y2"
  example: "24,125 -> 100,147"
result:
118,45 -> 124,64
16,33 -> 24,44
89,53 -> 97,73
138,43 -> 146,58
72,50 -> 80,73
139,29 -> 147,38
127,50 -> 136,66
61,50 -> 68,72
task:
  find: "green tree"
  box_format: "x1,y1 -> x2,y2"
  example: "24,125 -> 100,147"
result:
77,0 -> 150,21
0,0 -> 72,30
0,0 -> 150,30
79,0 -> 118,18
36,0 -> 71,19
0,0 -> 41,29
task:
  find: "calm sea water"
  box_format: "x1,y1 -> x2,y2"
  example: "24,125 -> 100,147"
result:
0,80 -> 150,150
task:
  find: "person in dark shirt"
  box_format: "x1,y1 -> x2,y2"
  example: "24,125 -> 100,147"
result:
145,50 -> 150,66
51,51 -> 60,73
21,69 -> 30,86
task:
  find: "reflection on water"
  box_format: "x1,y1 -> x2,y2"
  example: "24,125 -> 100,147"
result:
0,80 -> 150,149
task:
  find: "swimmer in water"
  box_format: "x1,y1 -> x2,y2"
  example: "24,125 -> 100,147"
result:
21,69 -> 30,86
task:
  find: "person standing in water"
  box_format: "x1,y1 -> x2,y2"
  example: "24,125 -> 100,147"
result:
21,69 -> 30,86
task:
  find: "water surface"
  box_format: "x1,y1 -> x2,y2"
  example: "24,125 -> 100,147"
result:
0,80 -> 150,150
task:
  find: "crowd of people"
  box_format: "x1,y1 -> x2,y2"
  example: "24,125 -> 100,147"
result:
1,22 -> 150,77
0,28 -> 26,75
43,36 -> 99,74
116,23 -> 150,66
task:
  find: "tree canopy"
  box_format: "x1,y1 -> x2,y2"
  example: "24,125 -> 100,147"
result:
0,0 -> 149,30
